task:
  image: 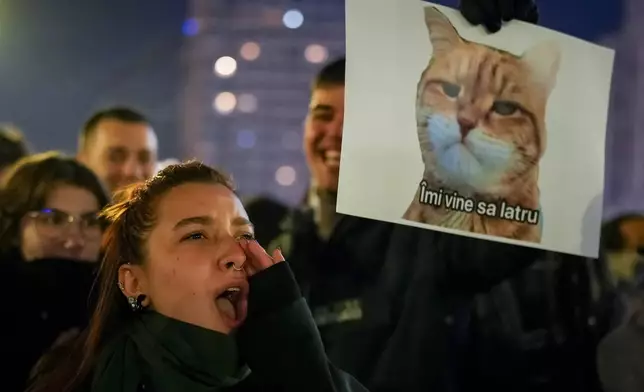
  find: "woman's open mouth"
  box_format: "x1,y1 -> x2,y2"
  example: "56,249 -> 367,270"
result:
215,283 -> 248,329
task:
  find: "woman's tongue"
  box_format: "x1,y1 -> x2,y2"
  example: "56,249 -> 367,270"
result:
216,297 -> 236,320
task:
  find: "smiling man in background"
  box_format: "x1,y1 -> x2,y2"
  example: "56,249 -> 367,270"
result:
302,58 -> 344,239
245,2 -> 563,389
77,106 -> 158,193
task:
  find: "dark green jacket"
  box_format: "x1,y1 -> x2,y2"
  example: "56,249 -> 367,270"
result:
92,262 -> 367,392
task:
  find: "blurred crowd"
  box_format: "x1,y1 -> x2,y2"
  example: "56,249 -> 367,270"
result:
1,1 -> 643,392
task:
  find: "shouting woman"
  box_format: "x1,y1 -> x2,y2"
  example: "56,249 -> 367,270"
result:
29,161 -> 366,392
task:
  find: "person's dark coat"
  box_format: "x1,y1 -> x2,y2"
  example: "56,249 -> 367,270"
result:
242,196 -> 289,248
91,262 -> 367,392
458,253 -> 613,392
268,207 -> 545,391
597,311 -> 644,392
0,250 -> 97,392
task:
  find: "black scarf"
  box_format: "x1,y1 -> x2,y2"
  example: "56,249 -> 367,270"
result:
92,311 -> 250,392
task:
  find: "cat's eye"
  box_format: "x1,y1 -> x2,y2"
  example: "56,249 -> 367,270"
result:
492,101 -> 519,116
440,82 -> 461,98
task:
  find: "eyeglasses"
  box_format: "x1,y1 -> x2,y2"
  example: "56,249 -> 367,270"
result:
26,208 -> 103,240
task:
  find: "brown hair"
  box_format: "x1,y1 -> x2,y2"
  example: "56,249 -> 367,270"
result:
78,106 -> 150,151
28,161 -> 234,392
0,124 -> 29,170
0,152 -> 109,253
312,57 -> 345,90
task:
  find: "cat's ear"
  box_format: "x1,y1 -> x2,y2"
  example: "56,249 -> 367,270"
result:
521,40 -> 562,96
424,7 -> 463,56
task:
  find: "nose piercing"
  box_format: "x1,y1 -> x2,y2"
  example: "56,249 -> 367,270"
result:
232,262 -> 244,271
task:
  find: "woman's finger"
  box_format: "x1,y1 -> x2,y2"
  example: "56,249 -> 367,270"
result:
272,248 -> 285,263
240,239 -> 275,271
244,263 -> 258,277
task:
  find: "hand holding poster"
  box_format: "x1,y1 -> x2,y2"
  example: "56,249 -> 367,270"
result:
338,0 -> 615,257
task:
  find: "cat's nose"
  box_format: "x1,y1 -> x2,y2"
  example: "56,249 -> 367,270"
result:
457,115 -> 476,139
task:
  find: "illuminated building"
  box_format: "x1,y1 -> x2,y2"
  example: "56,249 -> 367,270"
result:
181,0 -> 345,204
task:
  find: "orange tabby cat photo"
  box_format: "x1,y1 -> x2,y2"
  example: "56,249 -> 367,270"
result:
402,7 -> 561,243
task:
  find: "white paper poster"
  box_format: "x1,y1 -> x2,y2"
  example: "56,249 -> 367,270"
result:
338,0 -> 615,257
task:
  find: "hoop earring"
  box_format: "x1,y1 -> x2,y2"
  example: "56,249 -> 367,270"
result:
128,294 -> 147,312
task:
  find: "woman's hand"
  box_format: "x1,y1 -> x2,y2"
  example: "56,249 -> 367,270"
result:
240,239 -> 285,277
459,0 -> 539,34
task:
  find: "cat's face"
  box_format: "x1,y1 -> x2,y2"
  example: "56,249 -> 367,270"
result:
417,7 -> 560,195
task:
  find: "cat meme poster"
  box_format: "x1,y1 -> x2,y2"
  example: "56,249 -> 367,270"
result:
338,0 -> 614,257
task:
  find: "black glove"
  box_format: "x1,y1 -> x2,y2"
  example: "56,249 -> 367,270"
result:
459,0 -> 539,34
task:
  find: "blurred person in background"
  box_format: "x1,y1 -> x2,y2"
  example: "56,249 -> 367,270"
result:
596,211 -> 644,392
243,195 -> 289,249
460,252 -> 614,391
0,124 -> 30,181
29,161 -> 366,392
0,152 -> 109,392
600,211 -> 644,320
248,2 -> 557,390
77,106 -> 158,194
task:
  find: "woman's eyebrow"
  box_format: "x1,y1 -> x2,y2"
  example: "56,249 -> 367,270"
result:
173,215 -> 214,230
232,216 -> 253,229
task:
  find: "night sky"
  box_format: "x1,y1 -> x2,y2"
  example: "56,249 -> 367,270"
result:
0,0 -> 187,158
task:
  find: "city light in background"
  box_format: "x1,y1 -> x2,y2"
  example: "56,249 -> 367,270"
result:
237,130 -> 257,149
213,56 -> 237,78
182,0 -> 345,203
304,44 -> 329,63
282,9 -> 304,29
237,93 -> 258,113
212,92 -> 236,114
182,18 -> 199,36
275,165 -> 297,186
240,42 -> 261,61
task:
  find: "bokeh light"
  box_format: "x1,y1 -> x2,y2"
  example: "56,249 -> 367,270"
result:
182,19 -> 199,36
213,92 -> 237,114
240,42 -> 261,61
236,130 -> 257,149
283,9 -> 304,29
262,9 -> 284,27
237,94 -> 258,113
213,56 -> 237,78
304,44 -> 328,64
275,166 -> 297,186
